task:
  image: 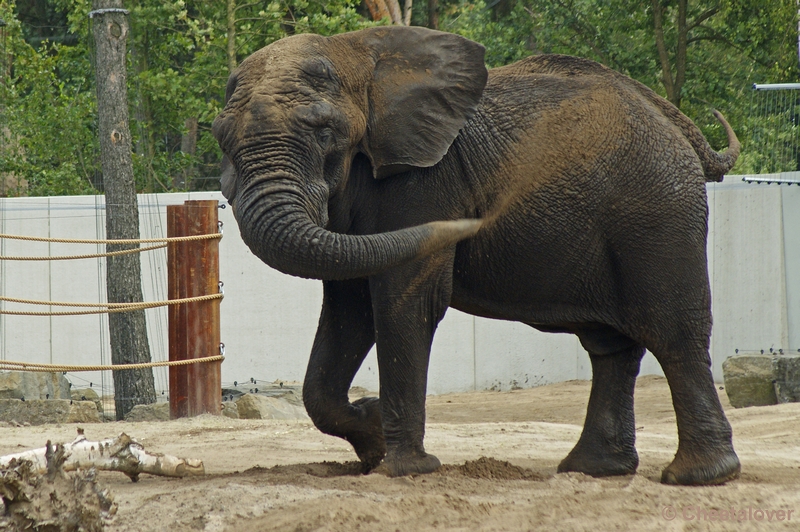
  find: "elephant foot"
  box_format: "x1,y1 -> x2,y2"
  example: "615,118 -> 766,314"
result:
661,447 -> 740,485
346,397 -> 387,474
382,448 -> 442,477
558,440 -> 639,477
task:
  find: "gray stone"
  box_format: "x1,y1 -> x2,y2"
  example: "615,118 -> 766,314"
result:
221,401 -> 239,419
0,372 -> 72,400
773,354 -> 800,403
0,399 -> 100,425
235,393 -> 308,420
71,388 -> 103,412
723,355 -> 777,408
67,401 -> 103,423
124,402 -> 170,422
222,382 -> 304,407
721,353 -> 800,408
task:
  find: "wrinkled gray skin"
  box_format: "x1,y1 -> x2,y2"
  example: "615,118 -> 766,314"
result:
213,26 -> 741,485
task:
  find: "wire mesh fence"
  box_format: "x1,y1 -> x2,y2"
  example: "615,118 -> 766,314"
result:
741,84 -> 800,180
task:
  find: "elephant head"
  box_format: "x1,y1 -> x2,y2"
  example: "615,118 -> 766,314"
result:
212,27 -> 488,280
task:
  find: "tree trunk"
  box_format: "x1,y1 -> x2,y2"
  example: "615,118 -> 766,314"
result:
227,0 -> 237,73
385,0 -> 404,24
365,0 -> 393,22
651,0 -> 686,108
403,0 -> 412,26
92,0 -> 156,420
428,0 -> 438,29
177,116 -> 198,189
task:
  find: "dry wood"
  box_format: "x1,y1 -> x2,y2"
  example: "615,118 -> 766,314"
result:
0,429 -> 204,482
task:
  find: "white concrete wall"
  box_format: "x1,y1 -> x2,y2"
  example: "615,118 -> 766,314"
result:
0,181 -> 797,398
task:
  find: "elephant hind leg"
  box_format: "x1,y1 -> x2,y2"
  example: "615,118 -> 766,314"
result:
558,338 -> 644,477
657,353 -> 740,485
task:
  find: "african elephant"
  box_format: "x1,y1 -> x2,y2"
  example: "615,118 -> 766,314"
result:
213,26 -> 741,485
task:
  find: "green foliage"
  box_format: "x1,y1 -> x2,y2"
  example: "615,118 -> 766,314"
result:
0,2 -> 98,196
441,0 -> 799,171
0,0 -> 374,197
1,0 -> 799,196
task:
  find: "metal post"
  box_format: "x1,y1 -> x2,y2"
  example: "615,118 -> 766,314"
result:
167,200 -> 221,417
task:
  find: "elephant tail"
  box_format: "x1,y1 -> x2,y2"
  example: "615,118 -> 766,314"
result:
703,109 -> 741,182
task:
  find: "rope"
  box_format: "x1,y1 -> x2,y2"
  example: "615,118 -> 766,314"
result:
1,243 -> 167,261
0,232 -> 221,244
0,355 -> 224,372
0,293 -> 223,316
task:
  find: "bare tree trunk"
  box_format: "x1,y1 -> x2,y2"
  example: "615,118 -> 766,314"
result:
403,0 -> 412,25
651,0 -> 687,108
227,0 -> 237,73
92,0 -> 156,420
385,0 -> 404,24
428,0 -> 438,29
365,0 -> 393,22
177,116 -> 198,189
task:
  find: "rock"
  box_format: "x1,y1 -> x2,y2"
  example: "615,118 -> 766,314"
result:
71,388 -> 103,412
68,401 -> 103,423
221,401 -> 239,419
0,372 -> 72,400
773,354 -> 800,403
235,393 -> 308,420
125,402 -> 170,422
222,382 -> 304,407
721,353 -> 800,408
0,399 -> 100,425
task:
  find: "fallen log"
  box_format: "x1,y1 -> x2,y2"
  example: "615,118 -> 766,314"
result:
0,428 -> 204,482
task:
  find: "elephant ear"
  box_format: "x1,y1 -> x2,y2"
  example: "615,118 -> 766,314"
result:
359,27 -> 488,179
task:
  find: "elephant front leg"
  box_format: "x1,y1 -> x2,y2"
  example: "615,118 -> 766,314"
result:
370,257 -> 453,477
303,279 -> 385,473
558,345 -> 644,477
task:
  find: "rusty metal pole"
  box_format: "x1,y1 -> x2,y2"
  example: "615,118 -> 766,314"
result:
167,200 -> 221,418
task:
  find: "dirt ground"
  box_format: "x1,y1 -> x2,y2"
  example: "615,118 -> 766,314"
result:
1,375 -> 799,531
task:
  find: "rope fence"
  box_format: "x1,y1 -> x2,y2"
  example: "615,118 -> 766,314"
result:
0,292 -> 223,316
0,221 -> 224,393
0,354 -> 225,373
0,231 -> 221,261
0,231 -> 222,244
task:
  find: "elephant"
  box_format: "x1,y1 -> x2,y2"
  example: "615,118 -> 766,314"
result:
213,26 -> 741,485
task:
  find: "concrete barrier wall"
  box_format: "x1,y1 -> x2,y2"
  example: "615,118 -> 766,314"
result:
0,181 -> 796,397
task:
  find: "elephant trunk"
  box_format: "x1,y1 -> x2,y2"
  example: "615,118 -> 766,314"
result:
234,182 -> 482,281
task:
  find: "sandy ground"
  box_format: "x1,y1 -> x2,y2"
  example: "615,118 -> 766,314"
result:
1,375 -> 799,531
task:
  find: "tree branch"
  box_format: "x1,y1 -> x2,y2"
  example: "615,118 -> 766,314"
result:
0,431 -> 204,482
687,6 -> 719,32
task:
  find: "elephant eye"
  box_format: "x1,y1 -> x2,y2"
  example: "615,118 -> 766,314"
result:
316,128 -> 334,149
301,58 -> 337,84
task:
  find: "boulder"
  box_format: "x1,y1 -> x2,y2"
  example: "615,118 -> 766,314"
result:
0,399 -> 100,425
235,393 -> 308,420
0,372 -> 72,400
773,354 -> 800,403
722,353 -> 800,408
221,401 -> 239,419
67,401 -> 103,423
124,402 -> 170,422
70,388 -> 103,412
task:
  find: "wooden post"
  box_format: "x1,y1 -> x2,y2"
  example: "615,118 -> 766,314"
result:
167,200 -> 221,418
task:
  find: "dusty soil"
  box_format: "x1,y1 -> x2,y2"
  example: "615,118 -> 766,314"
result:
1,375 -> 798,531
